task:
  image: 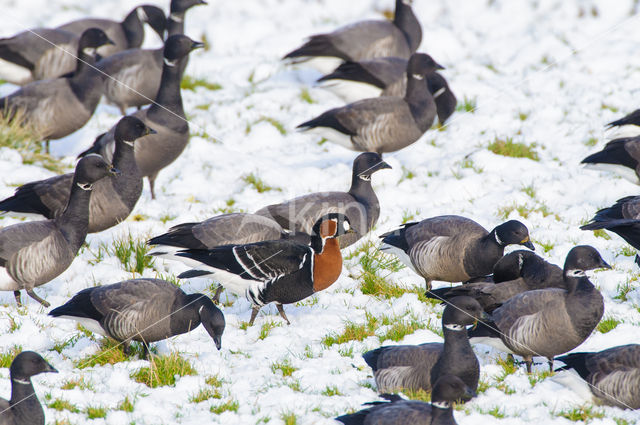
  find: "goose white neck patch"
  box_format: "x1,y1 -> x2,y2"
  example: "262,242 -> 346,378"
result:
566,269 -> 586,278
137,7 -> 148,22
12,378 -> 31,385
432,401 -> 450,409
494,232 -> 503,246
77,182 -> 93,191
412,73 -> 424,80
164,57 -> 178,67
433,87 -> 446,98
359,174 -> 371,181
169,13 -> 183,22
444,323 -> 465,331
83,47 -> 97,56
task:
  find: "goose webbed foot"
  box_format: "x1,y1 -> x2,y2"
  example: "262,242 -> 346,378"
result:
249,306 -> 260,326
276,303 -> 290,325
26,289 -> 50,307
14,290 -> 22,307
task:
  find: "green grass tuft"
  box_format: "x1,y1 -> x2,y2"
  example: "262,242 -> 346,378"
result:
0,345 -> 22,367
242,172 -> 282,193
271,359 -> 297,377
85,406 -> 107,419
488,137 -> 539,161
74,338 -> 142,369
210,399 -> 239,414
300,88 -> 314,104
111,232 -> 155,274
259,320 -> 282,340
456,96 -> 477,113
190,387 -> 222,403
181,75 -> 222,92
597,316 -> 620,333
281,411 -> 298,425
48,398 -> 80,413
117,396 -> 135,412
131,352 -> 196,388
321,385 -> 342,396
554,405 -> 605,422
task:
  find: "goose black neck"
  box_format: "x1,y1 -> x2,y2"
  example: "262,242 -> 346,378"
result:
147,55 -> 187,128
393,0 -> 422,53
122,8 -> 145,48
9,378 -> 44,425
430,403 -> 454,425
69,45 -> 103,107
167,12 -> 185,36
348,167 -> 375,199
443,326 -> 471,348
112,139 -> 142,193
310,234 -> 326,254
56,175 -> 92,249
405,72 -> 435,131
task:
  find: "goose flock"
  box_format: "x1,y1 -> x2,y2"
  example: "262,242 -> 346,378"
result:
0,0 -> 639,424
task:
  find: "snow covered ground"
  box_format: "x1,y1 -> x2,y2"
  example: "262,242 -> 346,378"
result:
1,0 -> 640,423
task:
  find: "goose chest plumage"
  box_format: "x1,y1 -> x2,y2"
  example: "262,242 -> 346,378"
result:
380,215 -> 534,290
49,278 -> 225,358
254,152 -> 391,248
176,213 -> 353,325
468,245 -> 609,372
0,352 -> 57,425
77,35 -> 203,199
297,53 -> 442,154
0,117 -> 155,233
283,0 -> 421,73
0,155 -> 118,306
0,29 -> 114,142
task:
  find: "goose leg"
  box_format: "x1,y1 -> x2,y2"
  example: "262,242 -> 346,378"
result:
13,291 -> 22,306
547,358 -> 554,372
26,289 -> 50,307
524,356 -> 533,373
141,342 -> 150,360
276,303 -> 290,325
249,306 -> 260,326
45,140 -> 50,154
122,341 -> 131,356
424,279 -> 432,291
212,285 -> 223,304
147,176 -> 157,200
119,106 -> 127,116
635,254 -> 640,267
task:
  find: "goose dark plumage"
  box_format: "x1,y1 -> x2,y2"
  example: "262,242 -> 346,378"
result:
0,155 -> 118,307
0,117 -> 155,233
297,53 -> 441,153
176,214 -> 353,325
284,0 -> 421,73
581,136 -> 640,184
0,28 -> 113,143
581,196 -> 640,265
468,245 -> 609,373
318,56 -> 457,125
555,344 -> 640,409
335,375 -> 474,425
49,278 -> 225,358
363,297 -> 485,395
0,351 -> 57,425
380,215 -> 534,290
77,35 -> 204,199
606,109 -> 640,138
254,152 -> 391,248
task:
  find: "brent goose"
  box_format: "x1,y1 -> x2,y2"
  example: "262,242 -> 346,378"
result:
363,297 -> 484,394
581,136 -> 640,184
0,351 -> 57,425
380,215 -> 534,290
335,375 -> 474,425
0,117 -> 155,233
318,56 -> 457,125
606,109 -> 640,138
0,29 -> 113,145
0,156 -> 119,307
254,152 -> 391,248
49,278 -> 225,358
284,0 -> 421,73
297,53 -> 442,153
177,214 -> 353,325
555,344 -> 640,409
77,35 -> 203,199
468,245 -> 609,372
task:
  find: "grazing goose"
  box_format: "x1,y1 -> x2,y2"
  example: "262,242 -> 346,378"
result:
318,56 -> 457,125
468,245 -> 609,373
426,251 -> 564,312
177,214 -> 353,325
581,136 -> 640,184
0,117 -> 155,233
254,152 -> 391,248
380,215 -> 534,290
335,375 -> 474,425
0,29 -> 113,144
283,0 -> 421,73
0,6 -> 164,85
49,278 -> 225,358
100,0 -> 206,114
362,297 -> 484,394
56,5 -> 166,57
0,351 -> 57,425
297,53 -> 442,154
581,196 -> 640,265
77,35 -> 203,199
555,344 -> 640,409
606,109 -> 640,138
0,155 -> 118,307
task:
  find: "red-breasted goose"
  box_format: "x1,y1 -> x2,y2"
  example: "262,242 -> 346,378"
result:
0,351 -> 57,425
49,278 -> 225,358
283,0 -> 421,74
176,213 -> 353,325
0,29 -> 114,144
380,215 -> 534,290
335,375 -> 474,425
0,117 -> 155,233
297,53 -> 442,154
77,35 -> 204,199
363,297 -> 485,395
254,152 -> 391,248
555,344 -> 640,409
318,56 -> 457,125
0,156 -> 119,307
468,246 -> 610,373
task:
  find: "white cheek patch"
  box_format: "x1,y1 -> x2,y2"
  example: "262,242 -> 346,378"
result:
412,73 -> 424,80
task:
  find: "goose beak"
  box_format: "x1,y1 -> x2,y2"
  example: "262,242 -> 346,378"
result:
45,361 -> 58,374
198,0 -> 208,4
463,386 -> 476,400
191,41 -> 205,51
146,127 -> 157,136
434,61 -> 445,70
599,259 -> 612,270
521,237 -> 535,250
213,335 -> 222,350
471,320 -> 478,330
379,161 -> 392,170
105,38 -> 116,46
108,166 -> 121,176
